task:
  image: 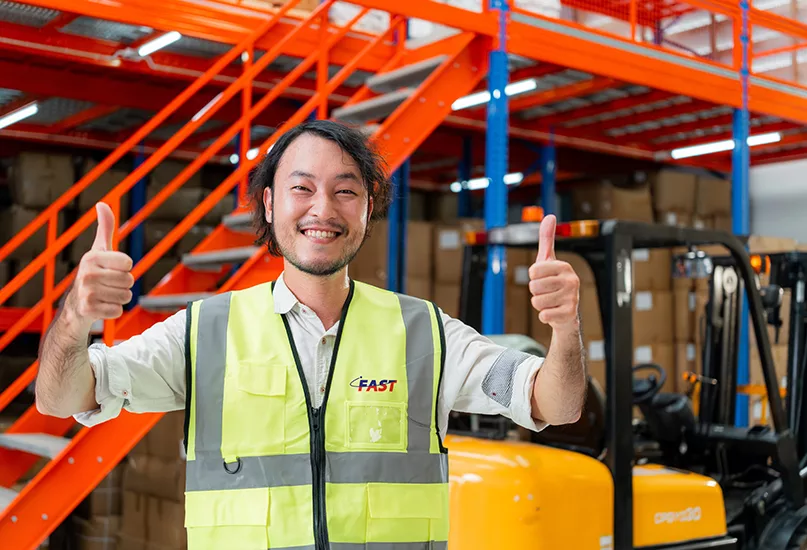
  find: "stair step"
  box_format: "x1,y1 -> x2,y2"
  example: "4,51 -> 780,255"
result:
331,89 -> 414,125
182,246 -> 260,270
139,292 -> 214,311
0,434 -> 69,459
0,486 -> 17,512
367,55 -> 447,93
222,212 -> 253,233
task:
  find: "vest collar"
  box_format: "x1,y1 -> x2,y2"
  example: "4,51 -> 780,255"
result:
272,272 -> 300,315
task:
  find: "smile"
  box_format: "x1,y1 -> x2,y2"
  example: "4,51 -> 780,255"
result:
302,229 -> 341,240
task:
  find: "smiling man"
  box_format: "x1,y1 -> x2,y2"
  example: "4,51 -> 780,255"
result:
35,120 -> 586,550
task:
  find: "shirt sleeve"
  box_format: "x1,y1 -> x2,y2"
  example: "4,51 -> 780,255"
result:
437,310 -> 547,437
73,309 -> 188,427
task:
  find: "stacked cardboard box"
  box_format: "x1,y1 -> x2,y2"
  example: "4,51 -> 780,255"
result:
695,176 -> 732,231
569,178 -> 654,222
119,411 -> 186,550
431,219 -> 485,317
74,465 -> 125,550
649,169 -> 697,228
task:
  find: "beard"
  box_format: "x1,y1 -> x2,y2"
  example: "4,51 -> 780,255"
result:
271,211 -> 366,277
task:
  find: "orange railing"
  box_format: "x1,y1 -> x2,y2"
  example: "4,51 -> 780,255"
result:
750,7 -> 807,90
0,0 -> 409,413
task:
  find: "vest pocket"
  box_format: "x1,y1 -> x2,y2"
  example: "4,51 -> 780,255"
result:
185,488 -> 270,549
345,401 -> 407,451
366,483 -> 445,543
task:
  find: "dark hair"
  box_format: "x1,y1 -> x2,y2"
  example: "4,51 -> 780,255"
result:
248,120 -> 393,256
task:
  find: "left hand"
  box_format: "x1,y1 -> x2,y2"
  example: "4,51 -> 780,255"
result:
528,215 -> 580,332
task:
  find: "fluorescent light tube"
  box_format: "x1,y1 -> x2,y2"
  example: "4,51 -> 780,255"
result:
246,148 -> 260,160
0,102 -> 38,130
138,31 -> 182,57
670,132 -> 782,159
451,79 -> 538,111
450,172 -> 524,192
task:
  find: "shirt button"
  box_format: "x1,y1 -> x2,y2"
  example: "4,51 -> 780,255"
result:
122,391 -> 128,396
320,386 -> 325,393
321,338 -> 327,345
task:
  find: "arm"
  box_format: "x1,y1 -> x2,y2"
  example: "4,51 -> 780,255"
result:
527,215 -> 587,425
36,203 -> 134,418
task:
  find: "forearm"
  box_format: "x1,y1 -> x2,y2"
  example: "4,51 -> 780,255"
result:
36,299 -> 98,418
530,324 -> 586,425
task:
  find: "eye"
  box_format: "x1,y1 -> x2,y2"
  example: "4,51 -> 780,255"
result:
292,185 -> 311,192
337,189 -> 358,195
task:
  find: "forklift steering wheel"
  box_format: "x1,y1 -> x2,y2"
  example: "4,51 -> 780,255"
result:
632,363 -> 667,404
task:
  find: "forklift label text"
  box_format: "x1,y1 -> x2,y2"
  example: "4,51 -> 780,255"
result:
350,377 -> 398,392
654,507 -> 702,525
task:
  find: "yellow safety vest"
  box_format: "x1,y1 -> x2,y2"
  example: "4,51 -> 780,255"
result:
183,280 -> 449,549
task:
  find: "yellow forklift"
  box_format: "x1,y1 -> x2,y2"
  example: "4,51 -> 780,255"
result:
445,219 -> 807,549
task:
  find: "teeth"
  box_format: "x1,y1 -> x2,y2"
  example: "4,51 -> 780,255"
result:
306,230 -> 336,239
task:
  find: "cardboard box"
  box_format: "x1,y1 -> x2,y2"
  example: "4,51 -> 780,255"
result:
632,248 -> 671,291
120,491 -> 148,540
80,487 -> 122,517
675,342 -> 697,393
571,180 -> 654,222
117,535 -> 147,550
431,220 -> 484,284
407,275 -> 432,301
75,515 -> 121,550
557,252 -> 595,286
749,344 -> 789,389
123,456 -> 186,503
674,288 -> 694,342
656,211 -> 693,228
9,152 -> 74,209
71,218 -> 130,263
585,339 -> 606,389
0,261 -> 9,288
748,235 -> 797,253
0,205 -> 66,260
147,411 -> 185,461
712,214 -> 732,233
147,497 -> 185,549
650,170 -> 697,213
633,343 -> 676,393
695,177 -> 731,216
433,282 -> 461,318
147,188 -> 206,221
507,248 -> 533,286
177,225 -> 215,256
150,159 -> 202,189
633,290 -> 674,346
8,257 -> 69,308
79,159 -> 130,214
352,220 -> 435,282
506,284 -> 530,335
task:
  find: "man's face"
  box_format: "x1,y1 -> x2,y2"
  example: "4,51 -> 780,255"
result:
264,133 -> 373,277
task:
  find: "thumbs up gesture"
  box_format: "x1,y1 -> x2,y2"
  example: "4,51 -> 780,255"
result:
528,215 -> 580,331
67,203 -> 135,326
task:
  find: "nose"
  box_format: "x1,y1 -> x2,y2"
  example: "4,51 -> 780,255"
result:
308,188 -> 337,219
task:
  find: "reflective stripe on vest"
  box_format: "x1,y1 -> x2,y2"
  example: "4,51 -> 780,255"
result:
184,281 -> 449,550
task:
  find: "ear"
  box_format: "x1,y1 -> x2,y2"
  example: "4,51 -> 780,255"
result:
263,187 -> 273,224
367,194 -> 374,221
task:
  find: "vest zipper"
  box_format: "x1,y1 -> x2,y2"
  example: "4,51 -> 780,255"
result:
311,406 -> 327,550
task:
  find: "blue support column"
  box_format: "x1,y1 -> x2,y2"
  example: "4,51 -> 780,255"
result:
128,146 -> 147,308
482,0 -> 509,336
458,136 -> 473,217
733,0 -> 751,427
387,160 -> 410,294
540,133 -> 556,216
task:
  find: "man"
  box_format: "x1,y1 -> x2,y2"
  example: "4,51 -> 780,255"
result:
36,120 -> 585,549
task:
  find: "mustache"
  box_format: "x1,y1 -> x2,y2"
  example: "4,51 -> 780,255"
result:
297,221 -> 347,233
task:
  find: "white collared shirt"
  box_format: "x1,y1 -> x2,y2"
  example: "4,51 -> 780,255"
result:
75,274 -> 546,438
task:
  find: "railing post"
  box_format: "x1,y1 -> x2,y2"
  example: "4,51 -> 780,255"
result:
733,0 -> 751,428
42,212 -> 58,330
629,0 -> 637,41
482,0 -> 509,336
239,46 -> 254,206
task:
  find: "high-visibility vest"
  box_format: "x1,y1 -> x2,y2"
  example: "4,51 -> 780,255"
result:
183,280 -> 449,550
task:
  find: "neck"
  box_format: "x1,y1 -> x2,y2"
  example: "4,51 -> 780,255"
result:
282,262 -> 350,330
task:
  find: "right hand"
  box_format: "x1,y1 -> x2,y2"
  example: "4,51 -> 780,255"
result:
69,203 -> 135,323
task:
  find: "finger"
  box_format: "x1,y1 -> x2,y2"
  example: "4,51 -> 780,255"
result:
89,287 -> 133,305
87,269 -> 135,290
530,289 -> 567,312
94,303 -> 125,319
93,251 -> 134,272
528,276 -> 565,296
528,260 -> 567,281
538,305 -> 578,325
535,214 -> 557,263
92,202 -> 116,252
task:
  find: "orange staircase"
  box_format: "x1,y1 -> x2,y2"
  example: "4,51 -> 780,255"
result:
0,1 -> 489,546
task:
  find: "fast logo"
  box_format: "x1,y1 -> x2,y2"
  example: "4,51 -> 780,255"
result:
350,376 -> 397,392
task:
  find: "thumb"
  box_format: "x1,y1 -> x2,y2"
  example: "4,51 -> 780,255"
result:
536,214 -> 557,262
92,202 -> 115,252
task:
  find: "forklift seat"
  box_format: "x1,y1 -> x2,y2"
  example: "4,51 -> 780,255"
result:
530,376 -> 606,459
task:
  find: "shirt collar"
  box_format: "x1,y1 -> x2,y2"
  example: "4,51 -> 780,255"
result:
272,272 -> 300,315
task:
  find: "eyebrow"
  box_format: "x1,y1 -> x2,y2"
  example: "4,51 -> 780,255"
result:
288,170 -> 360,182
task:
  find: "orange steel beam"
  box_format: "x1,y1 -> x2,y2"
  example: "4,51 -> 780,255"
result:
48,105 -> 121,133
19,0 -> 398,72
509,76 -> 617,112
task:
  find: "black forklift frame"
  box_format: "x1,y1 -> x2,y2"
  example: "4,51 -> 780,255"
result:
459,220 -> 804,550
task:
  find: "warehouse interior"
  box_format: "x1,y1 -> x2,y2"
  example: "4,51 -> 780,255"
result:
2,0 -> 807,548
